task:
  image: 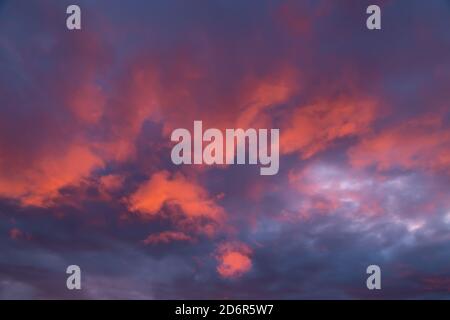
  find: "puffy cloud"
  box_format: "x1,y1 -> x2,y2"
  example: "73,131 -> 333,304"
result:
128,170 -> 225,237
128,171 -> 223,219
215,242 -> 252,278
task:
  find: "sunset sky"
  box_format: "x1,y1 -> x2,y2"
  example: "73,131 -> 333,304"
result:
1,0 -> 450,299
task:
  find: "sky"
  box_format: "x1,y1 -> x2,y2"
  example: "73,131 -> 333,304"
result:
1,0 -> 450,299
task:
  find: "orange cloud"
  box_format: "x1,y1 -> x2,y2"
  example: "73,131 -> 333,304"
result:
234,69 -> 298,129
215,242 -> 253,278
127,170 -> 225,237
0,145 -> 103,207
281,97 -> 377,159
348,115 -> 450,173
0,13 -> 110,208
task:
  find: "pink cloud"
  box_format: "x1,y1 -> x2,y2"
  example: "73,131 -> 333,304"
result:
349,114 -> 450,174
127,170 -> 226,237
215,242 -> 253,278
142,231 -> 194,245
281,97 -> 377,159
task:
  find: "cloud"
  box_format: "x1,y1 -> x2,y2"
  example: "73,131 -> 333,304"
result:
1,0 -> 450,299
127,170 -> 226,237
142,231 -> 193,245
286,160 -> 450,226
215,242 -> 252,278
0,1 -> 109,207
0,145 -> 103,207
348,114 -> 450,174
280,97 -> 377,159
99,174 -> 124,192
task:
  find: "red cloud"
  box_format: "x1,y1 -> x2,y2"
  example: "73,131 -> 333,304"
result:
0,145 -> 103,207
142,231 -> 193,245
127,170 -> 226,237
281,97 -> 377,159
0,6 -> 109,207
215,242 -> 253,278
348,115 -> 450,173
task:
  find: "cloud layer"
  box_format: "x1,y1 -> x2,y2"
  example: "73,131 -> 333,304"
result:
1,0 -> 450,299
